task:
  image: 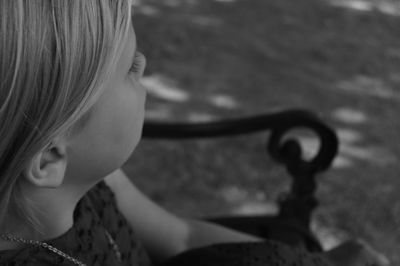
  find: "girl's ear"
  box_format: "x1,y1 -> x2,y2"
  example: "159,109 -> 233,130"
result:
23,140 -> 68,188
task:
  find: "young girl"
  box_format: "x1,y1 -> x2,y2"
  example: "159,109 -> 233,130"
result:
0,0 -> 386,265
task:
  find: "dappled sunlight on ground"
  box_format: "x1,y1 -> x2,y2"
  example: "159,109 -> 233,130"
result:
339,142 -> 397,166
336,75 -> 400,101
208,94 -> 239,109
136,5 -> 160,16
332,107 -> 368,124
187,112 -> 218,122
293,136 -> 321,160
334,126 -> 396,168
335,128 -> 364,143
189,15 -> 223,27
219,185 -> 279,215
311,219 -> 350,250
295,126 -> 397,169
327,0 -> 400,16
313,219 -> 391,264
232,201 -> 279,216
142,74 -> 241,121
137,2 -> 222,27
220,185 -> 250,203
333,128 -> 397,168
144,106 -> 173,120
142,74 -> 190,102
329,106 -> 398,168
136,0 -> 201,14
331,155 -> 353,168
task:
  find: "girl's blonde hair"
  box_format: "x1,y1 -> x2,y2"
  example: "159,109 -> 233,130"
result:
0,0 -> 132,233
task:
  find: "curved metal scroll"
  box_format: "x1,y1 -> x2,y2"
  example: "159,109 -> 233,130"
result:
143,109 -> 338,173
142,109 -> 339,250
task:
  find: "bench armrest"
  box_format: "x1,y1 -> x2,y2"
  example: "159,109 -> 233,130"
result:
142,108 -> 339,251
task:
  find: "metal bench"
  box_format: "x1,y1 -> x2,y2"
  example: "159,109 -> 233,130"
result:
142,108 -> 339,252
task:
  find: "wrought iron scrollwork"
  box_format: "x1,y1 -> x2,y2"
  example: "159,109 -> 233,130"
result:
142,109 -> 339,250
264,110 -> 338,240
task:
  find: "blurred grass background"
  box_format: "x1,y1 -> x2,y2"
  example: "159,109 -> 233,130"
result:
123,0 -> 400,264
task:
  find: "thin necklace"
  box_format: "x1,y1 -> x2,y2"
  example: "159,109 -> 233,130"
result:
1,226 -> 122,266
0,233 -> 87,266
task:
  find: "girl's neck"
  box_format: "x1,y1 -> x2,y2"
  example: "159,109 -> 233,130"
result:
0,183 -> 87,251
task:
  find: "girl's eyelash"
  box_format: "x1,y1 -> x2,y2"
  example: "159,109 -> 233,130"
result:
129,52 -> 143,73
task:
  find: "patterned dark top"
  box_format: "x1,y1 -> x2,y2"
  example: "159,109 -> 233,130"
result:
0,181 -> 152,266
0,181 -> 333,266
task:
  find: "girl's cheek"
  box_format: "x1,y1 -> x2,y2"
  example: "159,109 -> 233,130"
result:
112,85 -> 145,150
